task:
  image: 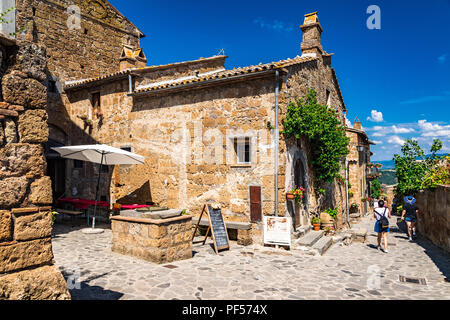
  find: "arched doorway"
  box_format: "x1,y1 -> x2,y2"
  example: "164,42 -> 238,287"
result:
294,157 -> 308,228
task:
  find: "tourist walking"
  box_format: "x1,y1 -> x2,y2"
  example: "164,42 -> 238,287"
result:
373,199 -> 391,253
401,196 -> 419,241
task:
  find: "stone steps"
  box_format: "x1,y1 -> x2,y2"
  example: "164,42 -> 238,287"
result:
311,236 -> 333,255
296,230 -> 324,247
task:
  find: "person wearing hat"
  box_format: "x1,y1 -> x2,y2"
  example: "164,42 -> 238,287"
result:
401,196 -> 419,241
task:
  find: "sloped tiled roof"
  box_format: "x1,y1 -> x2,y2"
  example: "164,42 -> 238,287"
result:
64,55 -> 228,90
133,55 -> 318,95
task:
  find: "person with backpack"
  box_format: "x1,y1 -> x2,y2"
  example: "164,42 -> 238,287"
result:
373,199 -> 391,253
401,196 -> 419,241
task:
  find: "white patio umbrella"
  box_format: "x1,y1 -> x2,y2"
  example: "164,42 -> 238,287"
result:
51,144 -> 145,233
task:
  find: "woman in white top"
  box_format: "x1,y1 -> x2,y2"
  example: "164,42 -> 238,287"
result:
373,199 -> 391,253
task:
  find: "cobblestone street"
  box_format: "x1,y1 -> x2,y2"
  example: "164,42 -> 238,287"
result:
52,215 -> 450,300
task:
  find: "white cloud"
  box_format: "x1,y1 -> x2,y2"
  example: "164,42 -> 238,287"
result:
372,140 -> 383,145
392,125 -> 415,134
345,116 -> 353,128
366,110 -> 384,122
372,132 -> 386,137
387,135 -> 405,146
418,120 -> 450,137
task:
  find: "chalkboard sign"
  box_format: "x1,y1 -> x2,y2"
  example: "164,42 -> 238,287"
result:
207,205 -> 230,253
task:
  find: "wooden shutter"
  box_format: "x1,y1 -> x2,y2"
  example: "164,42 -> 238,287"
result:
249,186 -> 262,222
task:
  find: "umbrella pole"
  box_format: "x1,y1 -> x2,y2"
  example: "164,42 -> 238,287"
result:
92,153 -> 104,229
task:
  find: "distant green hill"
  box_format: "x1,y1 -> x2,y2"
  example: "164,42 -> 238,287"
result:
378,170 -> 397,186
375,153 -> 448,170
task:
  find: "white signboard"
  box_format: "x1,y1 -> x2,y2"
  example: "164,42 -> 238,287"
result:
263,216 -> 291,247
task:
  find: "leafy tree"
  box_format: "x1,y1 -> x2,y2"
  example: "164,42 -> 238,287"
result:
394,138 -> 444,197
282,89 -> 349,184
371,178 -> 381,198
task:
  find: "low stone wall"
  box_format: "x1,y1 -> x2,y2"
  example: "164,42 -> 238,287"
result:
415,185 -> 450,253
111,215 -> 193,264
0,207 -> 71,299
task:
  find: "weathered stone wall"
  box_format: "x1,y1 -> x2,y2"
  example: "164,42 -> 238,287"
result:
415,185 -> 450,253
62,12 -> 350,242
111,215 -> 193,264
65,55 -> 349,243
15,0 -> 147,195
346,128 -> 370,215
0,38 -> 70,300
15,0 -> 143,82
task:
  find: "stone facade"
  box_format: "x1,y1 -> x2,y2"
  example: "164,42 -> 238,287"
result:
415,185 -> 450,253
14,0 -> 147,203
61,12 -> 350,244
346,120 -> 374,216
111,215 -> 193,264
0,35 -> 70,300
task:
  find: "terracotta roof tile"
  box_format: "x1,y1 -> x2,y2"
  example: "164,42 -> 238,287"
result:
133,55 -> 317,94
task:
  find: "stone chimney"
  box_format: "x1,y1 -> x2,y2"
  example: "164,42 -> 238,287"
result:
353,117 -> 362,130
300,12 -> 323,57
119,45 -> 147,71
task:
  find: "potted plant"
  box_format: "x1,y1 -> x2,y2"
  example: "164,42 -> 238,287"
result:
94,108 -> 103,119
288,186 -> 305,203
350,202 -> 359,213
348,190 -> 354,197
311,216 -> 321,231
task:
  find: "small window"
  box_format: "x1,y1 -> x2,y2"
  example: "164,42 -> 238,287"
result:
121,146 -> 132,152
234,137 -> 251,164
74,160 -> 84,169
326,89 -> 331,107
48,80 -> 57,93
91,92 -> 101,109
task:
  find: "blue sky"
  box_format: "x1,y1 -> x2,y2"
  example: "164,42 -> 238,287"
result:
110,0 -> 450,161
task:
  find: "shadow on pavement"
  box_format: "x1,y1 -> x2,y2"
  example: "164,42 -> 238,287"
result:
396,221 -> 450,280
52,219 -> 111,237
60,269 -> 123,300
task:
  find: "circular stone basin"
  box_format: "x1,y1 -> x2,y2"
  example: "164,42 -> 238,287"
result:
120,209 -> 182,220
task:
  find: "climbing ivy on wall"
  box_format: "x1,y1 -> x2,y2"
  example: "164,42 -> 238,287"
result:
282,88 -> 350,184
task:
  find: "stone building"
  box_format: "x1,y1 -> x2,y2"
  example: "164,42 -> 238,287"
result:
346,118 -> 376,216
8,1 -> 356,243
13,0 -> 147,202
60,10 -> 349,242
0,33 -> 70,299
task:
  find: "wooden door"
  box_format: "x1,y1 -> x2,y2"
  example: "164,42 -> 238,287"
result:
249,186 -> 262,222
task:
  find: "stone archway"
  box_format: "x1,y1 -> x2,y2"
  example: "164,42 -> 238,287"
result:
285,143 -> 310,230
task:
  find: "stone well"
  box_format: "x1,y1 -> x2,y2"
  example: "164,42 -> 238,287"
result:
110,212 -> 193,264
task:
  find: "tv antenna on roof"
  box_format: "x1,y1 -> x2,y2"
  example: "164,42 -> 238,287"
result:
217,48 -> 225,56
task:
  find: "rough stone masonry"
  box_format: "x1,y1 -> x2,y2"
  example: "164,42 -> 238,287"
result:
0,35 -> 70,300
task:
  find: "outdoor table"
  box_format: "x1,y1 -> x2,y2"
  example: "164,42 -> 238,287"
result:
57,198 -> 110,225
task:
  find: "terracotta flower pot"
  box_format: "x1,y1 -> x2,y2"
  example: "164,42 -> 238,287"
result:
313,223 -> 321,231
286,192 -> 295,200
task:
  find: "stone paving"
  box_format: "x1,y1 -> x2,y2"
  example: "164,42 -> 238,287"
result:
52,215 -> 450,300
